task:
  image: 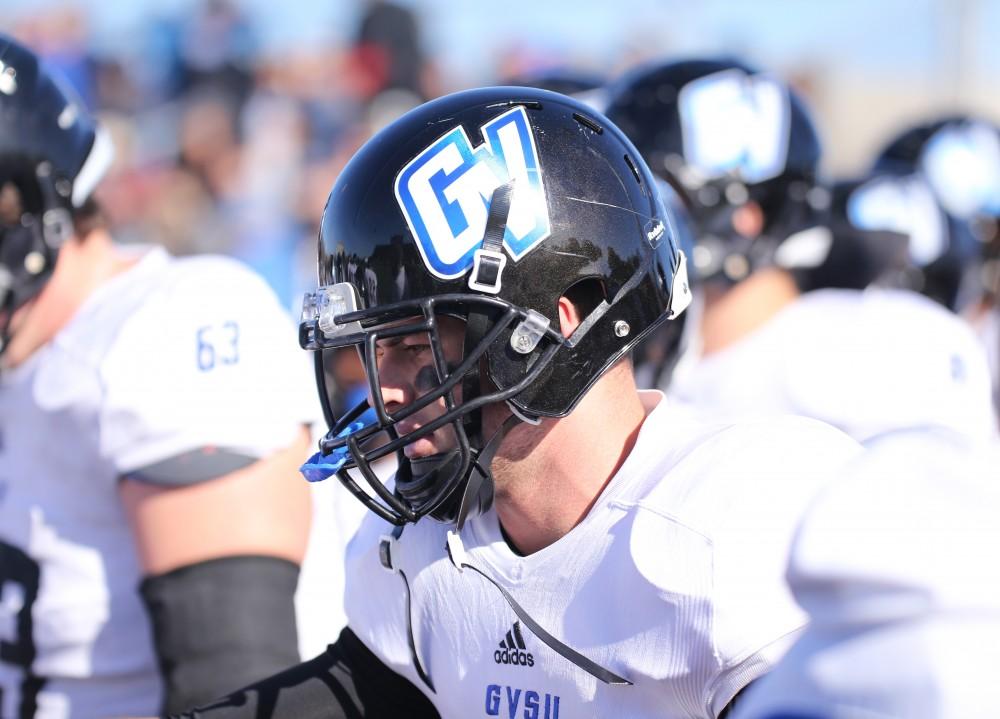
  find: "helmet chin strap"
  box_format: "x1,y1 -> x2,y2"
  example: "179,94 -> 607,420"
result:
454,412 -> 522,530
450,180 -> 521,529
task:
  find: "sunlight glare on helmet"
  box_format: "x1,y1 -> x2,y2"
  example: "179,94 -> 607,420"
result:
921,124 -> 1000,219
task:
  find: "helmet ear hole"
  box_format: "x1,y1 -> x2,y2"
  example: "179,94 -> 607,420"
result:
561,277 -> 607,324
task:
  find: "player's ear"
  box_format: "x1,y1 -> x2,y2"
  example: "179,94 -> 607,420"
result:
558,278 -> 607,339
557,296 -> 582,339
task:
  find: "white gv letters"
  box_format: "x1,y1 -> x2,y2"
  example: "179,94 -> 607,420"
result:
678,68 -> 791,185
394,106 -> 550,280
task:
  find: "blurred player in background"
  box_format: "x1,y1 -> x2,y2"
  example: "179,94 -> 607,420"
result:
0,34 -> 322,717
868,116 -> 1000,418
872,116 -> 999,309
171,85 -> 860,719
604,58 -> 997,444
731,431 -> 1000,719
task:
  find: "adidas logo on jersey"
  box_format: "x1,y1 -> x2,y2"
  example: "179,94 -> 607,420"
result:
494,621 -> 534,667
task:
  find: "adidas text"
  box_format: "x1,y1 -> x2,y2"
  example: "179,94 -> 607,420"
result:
494,647 -> 535,667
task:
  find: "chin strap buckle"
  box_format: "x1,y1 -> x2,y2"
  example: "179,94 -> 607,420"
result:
468,180 -> 514,295
468,248 -> 507,294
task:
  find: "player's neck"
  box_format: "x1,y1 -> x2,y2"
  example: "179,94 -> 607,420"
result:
65,228 -> 138,290
491,364 -> 648,555
699,268 -> 800,355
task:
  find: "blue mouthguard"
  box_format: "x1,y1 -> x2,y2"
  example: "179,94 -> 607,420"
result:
299,417 -> 374,483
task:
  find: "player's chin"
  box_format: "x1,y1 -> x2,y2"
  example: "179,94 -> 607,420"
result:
403,435 -> 452,460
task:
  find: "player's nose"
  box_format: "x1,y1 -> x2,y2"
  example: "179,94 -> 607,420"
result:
370,357 -> 413,415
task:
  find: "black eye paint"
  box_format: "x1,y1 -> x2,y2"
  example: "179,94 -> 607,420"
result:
413,364 -> 439,393
413,361 -> 461,394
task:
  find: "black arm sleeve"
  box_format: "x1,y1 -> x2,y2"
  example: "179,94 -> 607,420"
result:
168,626 -> 440,719
141,555 -> 302,714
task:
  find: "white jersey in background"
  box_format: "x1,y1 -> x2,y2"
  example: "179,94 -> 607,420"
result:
295,431 -> 390,661
969,306 -> 999,421
732,433 -> 1000,719
0,247 -> 320,719
345,392 -> 862,719
668,287 -> 998,444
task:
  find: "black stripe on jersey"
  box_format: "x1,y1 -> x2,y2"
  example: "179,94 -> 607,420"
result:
122,448 -> 257,486
505,630 -> 516,650
512,621 -> 526,650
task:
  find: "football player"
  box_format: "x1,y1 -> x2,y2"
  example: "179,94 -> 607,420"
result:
731,431 -> 1000,719
172,86 -> 861,718
871,116 -> 1000,417
0,35 -> 321,717
603,58 -> 997,444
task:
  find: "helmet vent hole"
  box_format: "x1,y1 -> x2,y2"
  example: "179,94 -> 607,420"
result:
624,154 -> 642,185
572,113 -> 603,134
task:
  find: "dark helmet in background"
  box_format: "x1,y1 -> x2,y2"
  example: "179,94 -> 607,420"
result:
0,34 -> 113,354
874,116 -> 1000,306
299,86 -> 692,526
603,57 -> 831,288
824,171 -> 976,308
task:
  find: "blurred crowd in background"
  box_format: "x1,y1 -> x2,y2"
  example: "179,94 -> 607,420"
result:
4,0 -> 997,313
8,0 -> 436,310
2,5 -> 999,715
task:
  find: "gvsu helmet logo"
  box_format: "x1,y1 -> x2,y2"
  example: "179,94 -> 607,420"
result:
394,106 -> 551,280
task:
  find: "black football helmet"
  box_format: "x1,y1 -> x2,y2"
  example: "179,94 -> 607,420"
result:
823,171 -> 978,307
299,86 -> 692,526
0,34 -> 113,355
603,58 -> 829,287
874,116 -> 1000,306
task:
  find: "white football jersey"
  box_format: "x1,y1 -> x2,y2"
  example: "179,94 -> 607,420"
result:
732,433 -> 1000,719
295,439 -> 392,661
668,288 -> 998,444
344,392 -> 862,719
970,306 -> 999,420
0,246 -> 319,718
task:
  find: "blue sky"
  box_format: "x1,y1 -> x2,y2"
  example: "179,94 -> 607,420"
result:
2,0 -> 997,88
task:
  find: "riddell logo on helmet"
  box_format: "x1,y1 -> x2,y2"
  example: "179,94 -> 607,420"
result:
494,622 -> 534,667
645,220 -> 665,247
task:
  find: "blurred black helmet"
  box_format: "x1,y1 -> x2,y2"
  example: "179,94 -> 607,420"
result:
0,34 -> 113,354
874,116 -> 999,218
874,116 -> 1000,304
604,57 -> 830,286
818,172 -> 971,305
299,86 -> 692,525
